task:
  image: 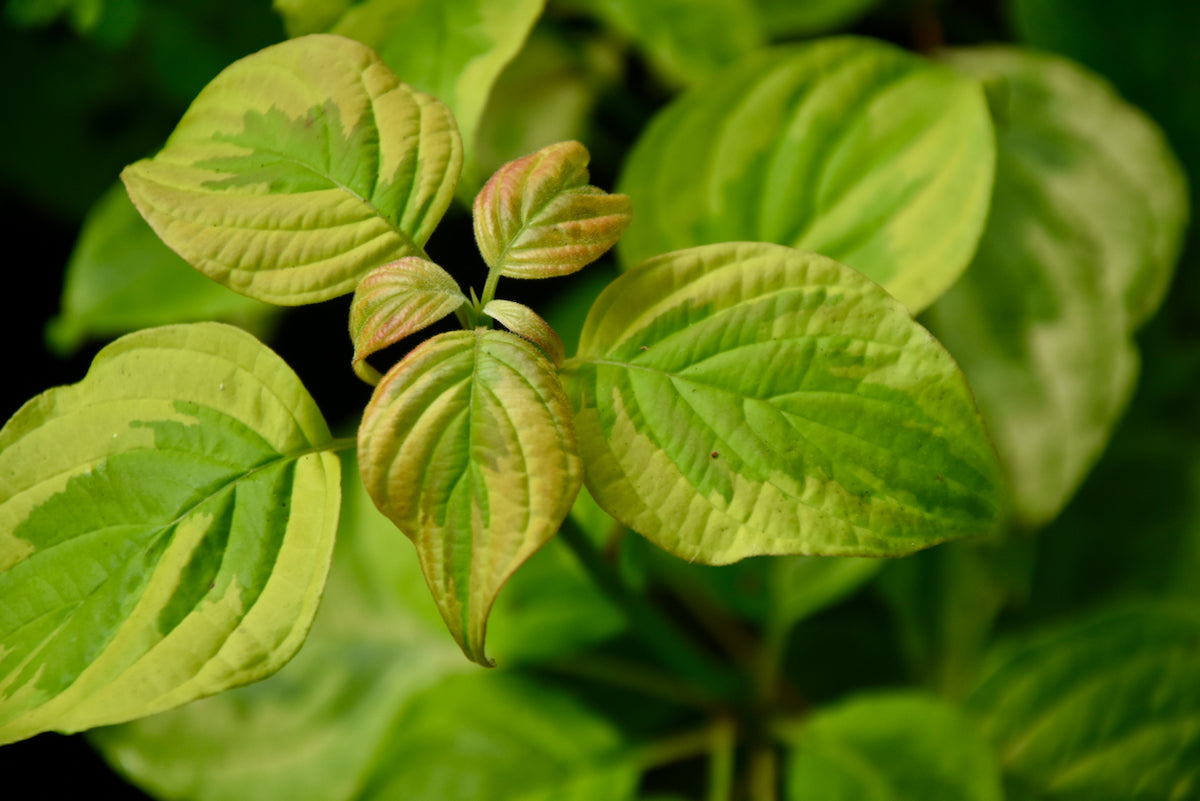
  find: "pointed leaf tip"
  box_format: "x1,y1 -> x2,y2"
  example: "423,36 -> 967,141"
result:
474,141 -> 632,279
483,299 -> 566,366
357,329 -> 582,665
349,257 -> 467,385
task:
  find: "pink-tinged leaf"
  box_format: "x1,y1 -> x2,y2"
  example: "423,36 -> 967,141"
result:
349,257 -> 467,385
483,299 -> 566,367
358,330 -> 583,665
474,141 -> 632,279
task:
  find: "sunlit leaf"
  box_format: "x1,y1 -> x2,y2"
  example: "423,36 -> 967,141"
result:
0,323 -> 341,745
785,692 -> 1004,801
358,329 -> 582,664
484,299 -> 567,366
617,36 -> 995,313
925,46 -> 1189,526
349,256 -> 467,385
969,602 -> 1200,800
122,34 -> 463,305
331,0 -> 544,189
474,141 -> 631,279
92,444 -> 629,801
563,242 -> 1003,564
47,183 -> 276,355
89,451 -> 465,801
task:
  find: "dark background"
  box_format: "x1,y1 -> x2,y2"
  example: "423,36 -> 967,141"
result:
2,0 -> 1197,798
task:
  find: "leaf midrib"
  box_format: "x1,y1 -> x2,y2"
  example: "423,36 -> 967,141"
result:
7,438 -> 349,663
181,143 -> 423,257
570,356 -> 990,503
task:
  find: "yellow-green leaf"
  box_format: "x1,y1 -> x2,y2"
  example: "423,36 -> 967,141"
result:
616,36 -> 995,313
274,0 -> 352,36
46,183 -> 277,355
483,299 -> 566,366
474,141 -> 632,279
329,0 -> 544,192
785,692 -> 1004,801
358,329 -> 582,664
0,323 -> 341,745
925,46 -> 1190,526
969,603 -> 1200,800
563,0 -> 765,88
349,257 -> 468,385
562,242 -> 1002,564
87,450 -> 467,801
122,34 -> 463,306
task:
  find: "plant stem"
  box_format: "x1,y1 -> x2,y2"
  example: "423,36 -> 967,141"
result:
326,437 -> 358,453
707,714 -> 737,801
747,741 -> 779,801
480,263 -> 503,307
659,565 -> 761,668
453,303 -> 471,329
543,654 -> 719,710
632,725 -> 720,772
558,517 -> 746,703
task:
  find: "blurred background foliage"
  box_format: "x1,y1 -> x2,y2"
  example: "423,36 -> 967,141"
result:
1,0 -> 1197,797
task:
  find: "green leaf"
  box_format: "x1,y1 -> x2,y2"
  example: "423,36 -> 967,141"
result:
485,531 -> 626,665
46,183 -> 276,355
968,602 -> 1200,800
877,537 -> 1035,698
563,0 -> 764,87
358,671 -> 639,801
785,691 -> 1004,801
90,454 -> 627,800
474,140 -> 632,279
358,329 -> 583,664
330,0 -> 544,189
484,299 -> 567,367
616,36 -> 995,313
543,262 -> 621,365
770,555 -> 881,631
924,46 -> 1189,526
349,256 -> 468,385
273,0 -> 352,36
562,242 -> 1003,564
474,23 -> 619,181
6,0 -> 142,47
751,0 -> 882,37
1010,0 -> 1200,205
1026,419 -> 1200,618
122,34 -> 463,306
89,450 -> 467,801
0,323 -> 341,745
